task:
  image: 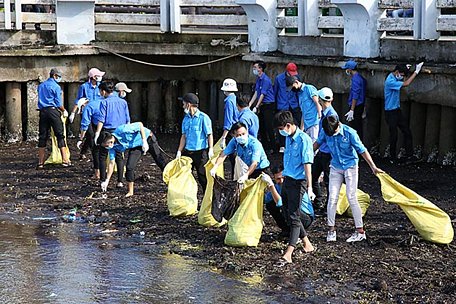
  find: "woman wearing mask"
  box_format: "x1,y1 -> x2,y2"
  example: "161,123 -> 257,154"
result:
210,122 -> 270,183
114,82 -> 132,99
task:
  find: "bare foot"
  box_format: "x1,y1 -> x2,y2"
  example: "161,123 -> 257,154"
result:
125,192 -> 133,198
302,236 -> 315,253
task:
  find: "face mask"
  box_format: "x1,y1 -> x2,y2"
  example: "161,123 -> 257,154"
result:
184,108 -> 190,114
55,76 -> 62,83
345,70 -> 351,76
95,76 -> 103,82
252,69 -> 259,76
106,142 -> 114,149
223,91 -> 231,97
235,134 -> 249,145
279,129 -> 290,137
396,74 -> 404,81
119,91 -> 127,98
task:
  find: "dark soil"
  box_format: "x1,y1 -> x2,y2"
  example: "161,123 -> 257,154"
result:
1,136 -> 455,303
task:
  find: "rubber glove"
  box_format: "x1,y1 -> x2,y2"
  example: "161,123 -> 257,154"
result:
208,148 -> 214,159
210,164 -> 218,178
69,112 -> 75,123
94,132 -> 100,145
176,150 -> 181,159
237,173 -> 249,184
307,188 -> 316,201
63,110 -> 69,118
77,98 -> 89,114
76,140 -> 83,150
345,110 -> 354,122
261,174 -> 274,187
415,62 -> 424,74
101,180 -> 109,192
142,139 -> 149,155
252,107 -> 257,114
220,138 -> 226,149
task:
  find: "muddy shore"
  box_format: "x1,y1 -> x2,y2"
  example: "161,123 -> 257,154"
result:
1,136 -> 455,303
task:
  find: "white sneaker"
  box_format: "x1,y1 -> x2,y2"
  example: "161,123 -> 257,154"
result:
346,231 -> 367,243
279,147 -> 285,153
326,230 -> 337,242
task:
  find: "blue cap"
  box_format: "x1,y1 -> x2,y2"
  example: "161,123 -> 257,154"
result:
342,60 -> 357,70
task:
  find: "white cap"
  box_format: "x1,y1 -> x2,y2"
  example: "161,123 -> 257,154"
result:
318,87 -> 333,101
220,78 -> 238,92
115,82 -> 132,93
88,67 -> 105,78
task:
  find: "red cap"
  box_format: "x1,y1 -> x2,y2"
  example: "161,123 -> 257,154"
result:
286,62 -> 298,76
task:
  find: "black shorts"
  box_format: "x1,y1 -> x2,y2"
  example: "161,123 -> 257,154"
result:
38,107 -> 65,148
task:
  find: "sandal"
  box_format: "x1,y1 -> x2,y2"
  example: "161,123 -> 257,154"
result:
36,163 -> 45,170
62,161 -> 73,167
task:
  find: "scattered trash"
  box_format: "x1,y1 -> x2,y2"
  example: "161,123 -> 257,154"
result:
32,216 -> 57,221
62,208 -> 85,223
140,231 -> 145,237
129,218 -> 142,223
101,229 -> 118,234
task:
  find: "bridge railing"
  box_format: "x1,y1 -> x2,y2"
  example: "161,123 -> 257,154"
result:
377,0 -> 414,37
0,0 -> 56,30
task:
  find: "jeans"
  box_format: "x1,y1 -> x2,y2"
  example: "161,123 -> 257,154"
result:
282,177 -> 309,247
327,165 -> 363,228
311,151 -> 332,208
348,103 -> 364,140
38,107 -> 65,148
183,148 -> 208,192
258,103 -> 276,151
385,108 -> 413,159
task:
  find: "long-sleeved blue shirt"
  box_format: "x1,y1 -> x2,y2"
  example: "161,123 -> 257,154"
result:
318,106 -> 338,154
238,108 -> 259,138
108,122 -> 151,160
298,84 -> 319,130
99,94 -> 130,129
255,73 -> 275,104
37,78 -> 62,109
80,99 -> 102,131
274,72 -> 299,110
74,81 -> 103,105
347,73 -> 366,107
223,93 -> 238,131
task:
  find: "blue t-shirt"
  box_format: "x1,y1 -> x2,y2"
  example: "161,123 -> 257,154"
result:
298,84 -> 319,130
255,73 -> 275,104
80,99 -> 102,131
318,106 -> 339,154
99,94 -> 131,129
317,124 -> 367,170
283,128 -> 314,180
224,136 -> 270,169
182,109 -> 212,151
384,73 -> 403,111
274,72 -> 299,110
264,183 -> 315,218
37,78 -> 62,109
108,122 -> 151,160
74,81 -> 102,105
223,93 -> 238,131
348,73 -> 366,106
238,108 -> 259,138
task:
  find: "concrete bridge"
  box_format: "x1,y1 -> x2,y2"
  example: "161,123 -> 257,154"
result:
0,0 -> 456,164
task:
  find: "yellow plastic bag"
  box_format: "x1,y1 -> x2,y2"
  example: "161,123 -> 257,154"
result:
336,184 -> 371,217
163,156 -> 198,217
377,173 -> 454,244
224,176 -> 267,247
198,139 -> 226,227
44,116 -> 70,165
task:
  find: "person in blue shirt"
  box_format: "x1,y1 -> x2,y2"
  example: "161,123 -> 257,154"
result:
311,87 -> 339,212
249,60 -> 276,154
274,63 -> 302,152
95,82 -> 131,187
262,165 -> 315,238
99,122 -> 166,197
36,68 -> 71,169
236,95 -> 259,138
314,115 -> 383,243
176,93 -> 214,192
286,75 -> 322,142
210,122 -> 270,183
384,62 -> 424,163
274,110 -> 315,265
342,60 -> 367,140
218,78 -> 239,149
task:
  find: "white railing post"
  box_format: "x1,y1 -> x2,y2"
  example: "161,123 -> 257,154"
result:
331,0 -> 380,58
414,0 -> 439,40
299,0 -> 320,36
14,0 -> 22,30
170,0 -> 181,33
236,0 -> 278,52
160,0 -> 170,32
4,0 -> 11,30
56,0 -> 95,45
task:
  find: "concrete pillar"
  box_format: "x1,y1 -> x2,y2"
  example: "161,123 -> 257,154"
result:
147,81 -> 162,128
365,97 -> 382,149
164,81 -> 179,132
298,0 -> 320,36
5,82 -> 22,142
332,0 -> 380,58
236,0 -> 278,52
210,81 -> 219,125
67,83 -> 80,137
438,106 -> 456,163
409,102 -> 426,154
414,0 -> 439,40
160,0 -> 170,32
423,104 -> 441,156
197,80 -> 211,118
26,81 -> 40,140
127,82 -> 143,123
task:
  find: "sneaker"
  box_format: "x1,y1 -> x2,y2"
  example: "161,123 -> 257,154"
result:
116,182 -> 124,188
346,231 -> 367,243
326,230 -> 337,242
279,147 -> 285,153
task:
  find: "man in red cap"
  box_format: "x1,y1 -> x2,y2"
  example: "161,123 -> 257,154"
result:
273,62 -> 302,152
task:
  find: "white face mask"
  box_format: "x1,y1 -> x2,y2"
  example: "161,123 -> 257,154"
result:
184,107 -> 190,114
252,69 -> 259,76
235,134 -> 249,145
345,70 -> 351,76
55,76 -> 62,83
95,76 -> 103,82
396,74 -> 404,81
223,91 -> 231,97
119,91 -> 127,98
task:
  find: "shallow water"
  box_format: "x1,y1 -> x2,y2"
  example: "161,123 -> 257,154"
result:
0,214 -> 300,304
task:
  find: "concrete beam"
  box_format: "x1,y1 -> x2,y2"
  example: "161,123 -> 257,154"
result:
331,0 -> 380,58
236,0 -> 278,52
